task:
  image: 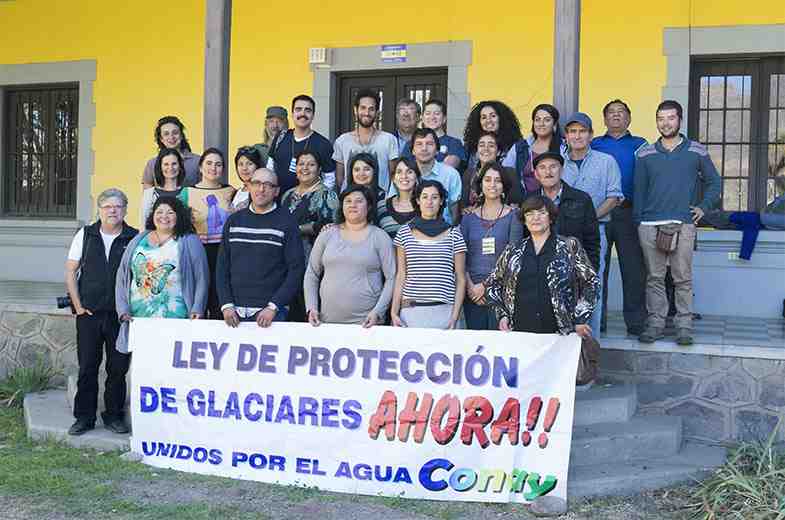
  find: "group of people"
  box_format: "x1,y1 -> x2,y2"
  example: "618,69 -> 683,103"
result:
64,91 -> 721,437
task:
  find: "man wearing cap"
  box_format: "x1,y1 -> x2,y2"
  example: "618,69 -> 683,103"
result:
253,106 -> 289,165
562,112 -> 623,341
266,94 -> 337,195
533,152 -> 601,272
591,100 -> 648,336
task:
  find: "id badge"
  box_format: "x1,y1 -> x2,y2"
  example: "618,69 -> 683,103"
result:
288,157 -> 297,173
482,237 -> 495,255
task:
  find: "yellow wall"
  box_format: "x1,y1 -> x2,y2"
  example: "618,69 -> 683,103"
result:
1,1 -> 783,225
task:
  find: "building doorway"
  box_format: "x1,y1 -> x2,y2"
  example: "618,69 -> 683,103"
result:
336,68 -> 448,135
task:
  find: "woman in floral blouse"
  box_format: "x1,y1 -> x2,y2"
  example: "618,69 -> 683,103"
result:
281,150 -> 339,322
485,194 -> 599,337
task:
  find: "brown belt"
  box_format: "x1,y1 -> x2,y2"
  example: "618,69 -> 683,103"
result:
401,300 -> 446,309
619,200 -> 633,209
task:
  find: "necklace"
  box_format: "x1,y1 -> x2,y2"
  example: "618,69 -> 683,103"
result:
152,230 -> 174,246
480,203 -> 504,233
355,126 -> 376,147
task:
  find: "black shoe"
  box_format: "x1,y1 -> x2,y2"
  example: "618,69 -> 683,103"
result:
104,419 -> 130,434
627,326 -> 644,336
68,419 -> 95,436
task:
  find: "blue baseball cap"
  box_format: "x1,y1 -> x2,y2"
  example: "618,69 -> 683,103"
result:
564,112 -> 593,131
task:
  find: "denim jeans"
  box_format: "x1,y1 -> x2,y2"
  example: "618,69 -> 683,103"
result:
590,225 -> 607,340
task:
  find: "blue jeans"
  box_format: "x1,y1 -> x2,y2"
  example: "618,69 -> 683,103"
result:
464,300 -> 498,330
590,225 -> 607,340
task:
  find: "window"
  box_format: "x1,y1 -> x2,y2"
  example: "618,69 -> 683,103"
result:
336,69 -> 448,134
3,83 -> 79,218
689,56 -> 785,212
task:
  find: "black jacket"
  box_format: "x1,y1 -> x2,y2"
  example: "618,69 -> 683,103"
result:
78,221 -> 138,312
553,182 -> 601,271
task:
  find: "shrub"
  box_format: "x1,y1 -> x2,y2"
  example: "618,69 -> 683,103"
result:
0,357 -> 58,408
688,418 -> 785,519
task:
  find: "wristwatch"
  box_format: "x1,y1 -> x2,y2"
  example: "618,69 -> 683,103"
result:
266,302 -> 278,312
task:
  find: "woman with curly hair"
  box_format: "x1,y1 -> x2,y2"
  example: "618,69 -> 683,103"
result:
463,100 -> 528,170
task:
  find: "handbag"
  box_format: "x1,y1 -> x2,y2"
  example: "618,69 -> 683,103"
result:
655,223 -> 681,253
576,336 -> 600,386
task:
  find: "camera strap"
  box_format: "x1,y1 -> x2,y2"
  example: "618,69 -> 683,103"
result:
76,225 -> 89,280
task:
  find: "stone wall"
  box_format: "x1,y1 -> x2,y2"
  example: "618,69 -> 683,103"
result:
0,309 -> 77,384
601,349 -> 785,443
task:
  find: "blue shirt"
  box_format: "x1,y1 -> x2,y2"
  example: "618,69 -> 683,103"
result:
562,148 -> 624,222
400,134 -> 467,165
591,132 -> 648,200
388,161 -> 462,224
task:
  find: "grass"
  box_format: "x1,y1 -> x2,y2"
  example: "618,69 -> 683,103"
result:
0,358 -> 58,408
687,418 -> 785,520
0,406 -> 268,519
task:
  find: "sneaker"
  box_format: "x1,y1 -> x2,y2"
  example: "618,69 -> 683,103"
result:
68,419 -> 94,436
676,328 -> 694,346
104,419 -> 130,434
638,327 -> 664,343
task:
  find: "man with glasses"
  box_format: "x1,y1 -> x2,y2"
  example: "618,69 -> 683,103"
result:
65,189 -> 138,436
394,98 -> 421,153
216,168 -> 305,328
266,95 -> 336,193
591,99 -> 648,336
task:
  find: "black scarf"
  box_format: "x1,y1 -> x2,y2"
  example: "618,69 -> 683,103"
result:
410,216 -> 450,237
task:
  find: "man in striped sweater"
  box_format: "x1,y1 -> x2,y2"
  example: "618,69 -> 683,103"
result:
216,168 -> 305,327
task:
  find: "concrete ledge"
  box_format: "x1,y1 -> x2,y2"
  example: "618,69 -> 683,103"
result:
568,442 -> 727,498
603,336 -> 785,361
23,390 -> 129,452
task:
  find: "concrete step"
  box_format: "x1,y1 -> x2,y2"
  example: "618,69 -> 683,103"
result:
573,384 -> 637,426
568,442 -> 727,498
24,389 -> 130,451
66,373 -> 131,414
570,415 -> 682,467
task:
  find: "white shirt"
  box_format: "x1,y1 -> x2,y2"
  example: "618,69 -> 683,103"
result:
67,228 -> 120,262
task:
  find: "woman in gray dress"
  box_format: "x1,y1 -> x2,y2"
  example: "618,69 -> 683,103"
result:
304,185 -> 396,327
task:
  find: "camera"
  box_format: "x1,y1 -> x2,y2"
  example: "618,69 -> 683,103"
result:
56,295 -> 76,314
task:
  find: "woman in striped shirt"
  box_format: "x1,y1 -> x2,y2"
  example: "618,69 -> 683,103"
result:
391,179 -> 467,329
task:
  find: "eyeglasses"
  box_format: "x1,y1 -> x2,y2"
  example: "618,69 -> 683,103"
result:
99,204 -> 126,211
249,180 -> 278,190
524,209 -> 549,219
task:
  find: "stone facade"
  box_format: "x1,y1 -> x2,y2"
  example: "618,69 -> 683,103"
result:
0,309 -> 77,385
601,350 -> 785,443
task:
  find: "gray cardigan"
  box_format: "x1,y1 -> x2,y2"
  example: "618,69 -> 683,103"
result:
115,231 -> 209,353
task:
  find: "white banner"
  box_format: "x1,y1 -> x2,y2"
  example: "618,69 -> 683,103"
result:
129,319 -> 580,503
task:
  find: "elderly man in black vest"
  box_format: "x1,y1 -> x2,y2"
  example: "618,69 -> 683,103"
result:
64,188 -> 138,435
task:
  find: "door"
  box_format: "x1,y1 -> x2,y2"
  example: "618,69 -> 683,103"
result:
336,69 -> 447,135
